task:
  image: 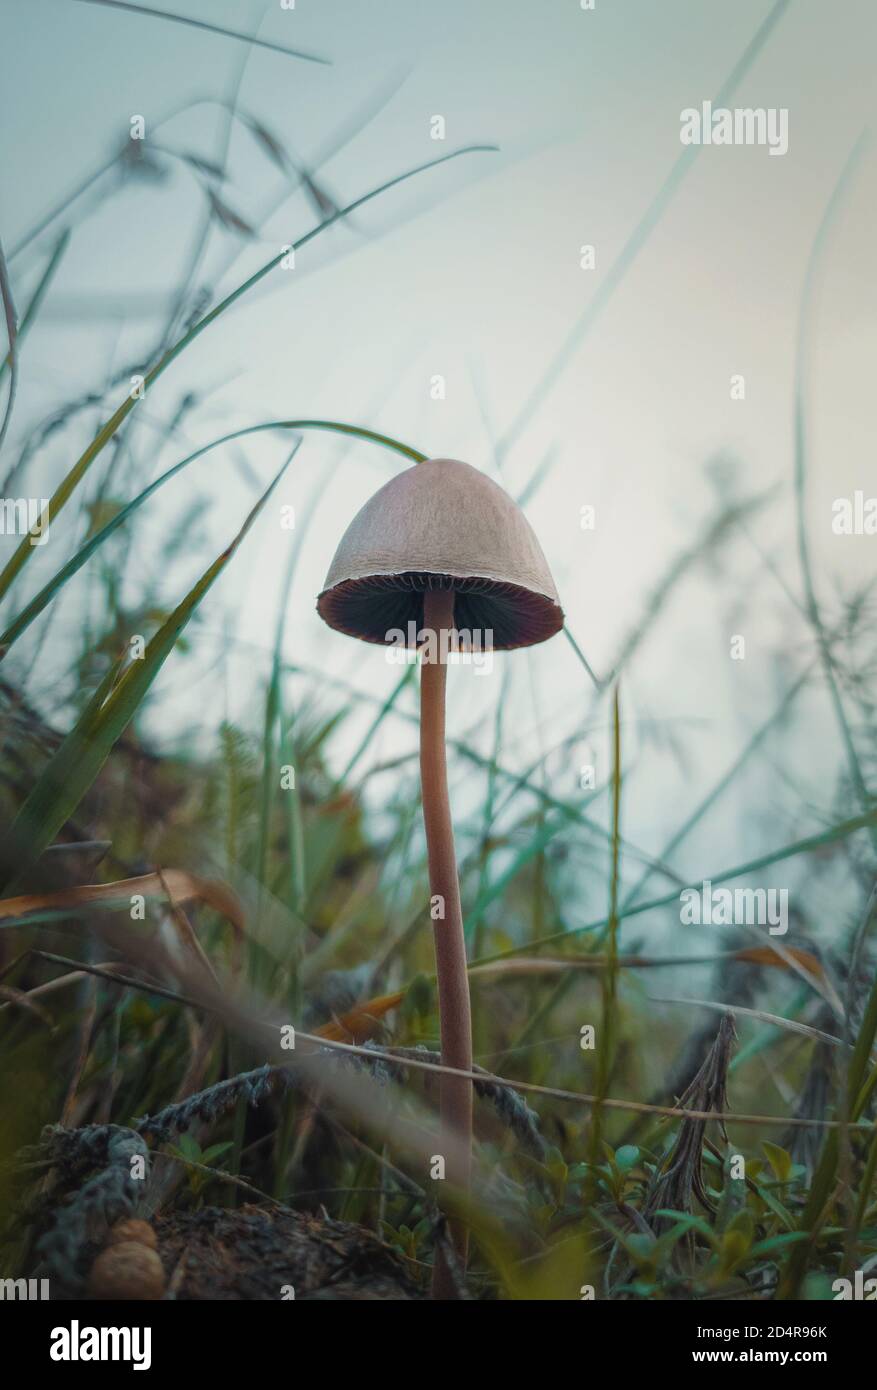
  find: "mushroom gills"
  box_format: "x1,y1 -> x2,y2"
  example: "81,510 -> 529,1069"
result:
318,571 -> 561,649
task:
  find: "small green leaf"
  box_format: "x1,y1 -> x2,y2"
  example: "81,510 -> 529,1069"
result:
749,1232 -> 809,1258
614,1145 -> 641,1171
762,1140 -> 793,1183
200,1142 -> 233,1164
178,1133 -> 201,1161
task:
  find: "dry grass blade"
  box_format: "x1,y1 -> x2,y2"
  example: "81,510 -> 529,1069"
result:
0,868 -> 245,937
0,983 -> 53,1025
156,866 -> 222,987
26,949 -> 866,1132
315,991 -> 405,1043
738,924 -> 843,1015
642,1015 -> 737,1248
469,944 -> 828,982
650,996 -> 852,1051
0,961 -> 134,1010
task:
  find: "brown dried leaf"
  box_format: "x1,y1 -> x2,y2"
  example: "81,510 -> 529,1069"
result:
315,991 -> 405,1043
0,869 -> 246,938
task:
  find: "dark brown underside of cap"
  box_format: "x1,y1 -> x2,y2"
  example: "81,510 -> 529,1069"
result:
317,571 -> 564,651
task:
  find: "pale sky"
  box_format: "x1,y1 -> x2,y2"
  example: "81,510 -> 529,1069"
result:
2,0 -> 875,947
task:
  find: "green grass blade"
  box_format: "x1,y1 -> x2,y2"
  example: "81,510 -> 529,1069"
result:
622,661 -> 815,908
0,237 -> 19,454
0,420 -> 424,652
792,130 -> 875,852
0,455 -> 293,892
338,665 -> 415,786
496,0 -> 791,456
587,685 -> 622,1176
472,807 -> 877,969
0,144 -> 494,602
464,810 -> 572,945
0,230 -> 69,391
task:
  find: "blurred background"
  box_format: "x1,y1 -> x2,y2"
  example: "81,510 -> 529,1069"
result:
3,1 -> 875,874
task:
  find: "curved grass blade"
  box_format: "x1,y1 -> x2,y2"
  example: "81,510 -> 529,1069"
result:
622,662 -> 815,908
496,0 -> 791,457
472,807 -> 877,970
10,74 -> 404,264
0,230 -> 69,392
0,419 -> 424,653
0,454 -> 292,892
71,0 -> 330,64
0,144 -> 496,602
0,868 -> 245,937
0,237 -> 19,454
649,997 -> 849,1051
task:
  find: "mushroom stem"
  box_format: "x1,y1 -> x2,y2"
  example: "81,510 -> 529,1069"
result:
420,585 -> 472,1298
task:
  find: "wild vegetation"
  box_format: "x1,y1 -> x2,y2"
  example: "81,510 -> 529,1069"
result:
0,1 -> 875,1302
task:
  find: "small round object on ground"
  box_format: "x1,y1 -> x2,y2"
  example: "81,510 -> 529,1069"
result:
107,1218 -> 158,1250
88,1241 -> 165,1300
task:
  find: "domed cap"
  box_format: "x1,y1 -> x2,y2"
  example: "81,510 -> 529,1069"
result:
317,457 -> 563,650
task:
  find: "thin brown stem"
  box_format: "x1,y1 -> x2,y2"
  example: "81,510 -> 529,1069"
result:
420,586 -> 472,1299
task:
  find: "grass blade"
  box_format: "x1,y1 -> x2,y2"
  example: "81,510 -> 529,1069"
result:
0,420 -> 424,653
587,685 -> 622,1175
792,130 -> 875,852
0,230 -> 69,393
496,0 -> 792,456
0,454 -> 292,891
0,144 -> 495,602
473,807 -> 877,969
0,238 -> 19,454
71,0 -> 331,64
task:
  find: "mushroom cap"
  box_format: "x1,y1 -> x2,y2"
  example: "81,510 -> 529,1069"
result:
88,1242 -> 166,1301
317,458 -> 563,650
107,1219 -> 158,1251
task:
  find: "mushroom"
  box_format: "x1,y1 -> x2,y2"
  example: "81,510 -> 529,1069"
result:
317,456 -> 563,1296
88,1241 -> 166,1301
106,1218 -> 158,1251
